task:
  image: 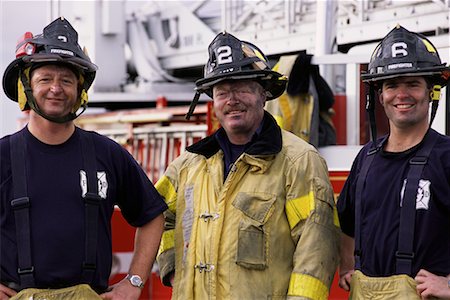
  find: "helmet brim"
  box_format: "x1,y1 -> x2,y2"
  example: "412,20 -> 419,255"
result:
3,58 -> 24,102
2,54 -> 97,102
361,65 -> 450,86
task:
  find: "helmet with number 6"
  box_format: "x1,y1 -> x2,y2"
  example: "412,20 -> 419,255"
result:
362,25 -> 450,86
362,25 -> 450,142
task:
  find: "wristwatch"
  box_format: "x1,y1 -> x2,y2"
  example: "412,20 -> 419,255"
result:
126,274 -> 144,289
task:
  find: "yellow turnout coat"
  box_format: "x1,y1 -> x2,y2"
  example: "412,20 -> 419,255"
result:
156,113 -> 340,299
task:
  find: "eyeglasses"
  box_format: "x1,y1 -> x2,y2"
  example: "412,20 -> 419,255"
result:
213,87 -> 258,101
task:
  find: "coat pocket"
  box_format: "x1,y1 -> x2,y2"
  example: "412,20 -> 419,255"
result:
236,223 -> 266,269
232,192 -> 276,270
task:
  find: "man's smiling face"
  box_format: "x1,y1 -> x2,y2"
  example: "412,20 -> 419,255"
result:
212,80 -> 266,144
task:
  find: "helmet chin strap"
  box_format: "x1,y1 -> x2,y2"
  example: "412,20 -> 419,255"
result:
185,91 -> 201,120
367,85 -> 377,143
429,84 -> 441,127
20,70 -> 86,123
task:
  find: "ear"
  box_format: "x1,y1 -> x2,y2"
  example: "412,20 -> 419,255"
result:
261,93 -> 267,107
378,90 -> 384,105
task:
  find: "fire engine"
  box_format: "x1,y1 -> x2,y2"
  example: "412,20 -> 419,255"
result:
4,0 -> 450,299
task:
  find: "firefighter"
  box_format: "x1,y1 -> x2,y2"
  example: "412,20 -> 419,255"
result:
337,25 -> 450,299
156,32 -> 340,299
0,17 -> 167,299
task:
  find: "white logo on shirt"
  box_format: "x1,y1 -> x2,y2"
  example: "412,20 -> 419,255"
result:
400,179 -> 431,210
80,170 -> 108,199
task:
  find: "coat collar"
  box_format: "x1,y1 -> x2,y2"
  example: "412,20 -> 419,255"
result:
186,111 -> 282,158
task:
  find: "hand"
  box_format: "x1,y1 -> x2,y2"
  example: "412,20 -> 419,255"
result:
338,269 -> 354,291
0,283 -> 17,300
415,269 -> 450,300
99,279 -> 142,300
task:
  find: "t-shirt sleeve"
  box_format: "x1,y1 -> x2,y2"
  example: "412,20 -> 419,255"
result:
336,147 -> 367,237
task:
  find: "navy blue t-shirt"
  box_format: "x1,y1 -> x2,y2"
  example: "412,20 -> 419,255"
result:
0,126 -> 167,291
337,130 -> 450,277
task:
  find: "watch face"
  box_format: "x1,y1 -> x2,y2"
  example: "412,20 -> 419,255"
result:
131,276 -> 141,285
127,274 -> 143,288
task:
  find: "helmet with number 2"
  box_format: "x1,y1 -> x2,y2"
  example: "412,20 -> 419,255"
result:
196,32 -> 287,99
185,32 -> 287,119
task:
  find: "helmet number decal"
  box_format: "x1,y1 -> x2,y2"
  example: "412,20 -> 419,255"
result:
391,42 -> 408,57
217,46 -> 233,65
58,35 -> 68,43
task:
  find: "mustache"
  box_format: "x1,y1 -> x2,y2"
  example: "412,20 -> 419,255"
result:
223,104 -> 246,114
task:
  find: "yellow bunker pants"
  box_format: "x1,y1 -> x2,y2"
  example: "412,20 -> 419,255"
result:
350,270 -> 420,300
10,284 -> 102,300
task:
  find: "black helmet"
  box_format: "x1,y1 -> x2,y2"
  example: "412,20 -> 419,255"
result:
362,25 -> 450,86
2,17 -> 97,122
196,32 -> 287,99
185,32 -> 287,119
363,25 -> 450,142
